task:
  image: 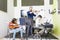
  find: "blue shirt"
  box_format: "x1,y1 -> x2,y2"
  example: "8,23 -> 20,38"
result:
27,11 -> 36,19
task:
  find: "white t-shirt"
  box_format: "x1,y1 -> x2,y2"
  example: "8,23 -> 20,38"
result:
35,17 -> 44,27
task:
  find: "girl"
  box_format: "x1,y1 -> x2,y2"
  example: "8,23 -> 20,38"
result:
9,18 -> 24,40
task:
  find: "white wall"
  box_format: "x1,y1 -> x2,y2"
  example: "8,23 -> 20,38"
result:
14,0 -> 21,24
21,6 -> 53,23
14,0 -> 53,24
14,0 -> 21,18
7,0 -> 14,20
0,11 -> 8,38
0,0 -> 14,38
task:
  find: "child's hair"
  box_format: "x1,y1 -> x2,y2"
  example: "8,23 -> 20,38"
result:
38,15 -> 42,18
11,18 -> 17,24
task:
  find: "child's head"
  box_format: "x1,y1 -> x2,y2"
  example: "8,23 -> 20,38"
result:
11,18 -> 17,24
38,15 -> 42,18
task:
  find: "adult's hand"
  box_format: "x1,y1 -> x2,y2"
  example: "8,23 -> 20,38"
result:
34,10 -> 40,13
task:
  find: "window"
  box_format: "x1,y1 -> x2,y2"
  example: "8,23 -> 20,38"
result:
22,0 -> 44,6
0,0 -> 7,12
50,0 -> 53,5
14,0 -> 17,7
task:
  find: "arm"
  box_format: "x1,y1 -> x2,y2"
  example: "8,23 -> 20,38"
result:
32,13 -> 36,16
27,11 -> 31,15
27,11 -> 36,17
40,19 -> 45,25
9,22 -> 15,29
9,22 -> 19,29
13,22 -> 19,28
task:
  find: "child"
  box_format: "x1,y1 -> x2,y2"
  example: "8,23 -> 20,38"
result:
35,15 -> 44,27
9,18 -> 24,40
34,15 -> 44,38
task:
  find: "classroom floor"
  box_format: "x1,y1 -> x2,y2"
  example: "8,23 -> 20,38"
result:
0,38 -> 58,40
5,32 -> 58,40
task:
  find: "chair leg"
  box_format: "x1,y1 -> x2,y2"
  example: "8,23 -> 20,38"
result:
9,33 -> 11,40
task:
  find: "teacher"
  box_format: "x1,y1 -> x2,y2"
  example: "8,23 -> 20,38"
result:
27,6 -> 37,37
27,6 -> 36,19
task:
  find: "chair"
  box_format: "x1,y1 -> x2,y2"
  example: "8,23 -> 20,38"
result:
7,27 -> 20,40
7,22 -> 26,40
33,25 -> 44,39
19,17 -> 26,25
42,23 -> 53,40
7,27 -> 13,40
33,23 -> 53,40
44,23 -> 53,34
7,23 -> 12,40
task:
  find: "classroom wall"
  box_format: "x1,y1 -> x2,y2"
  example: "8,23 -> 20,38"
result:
0,0 -> 14,38
14,0 -> 60,37
14,0 -> 21,18
0,11 -> 8,38
52,0 -> 60,36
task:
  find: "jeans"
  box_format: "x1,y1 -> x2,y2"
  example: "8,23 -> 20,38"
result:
10,27 -> 24,40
